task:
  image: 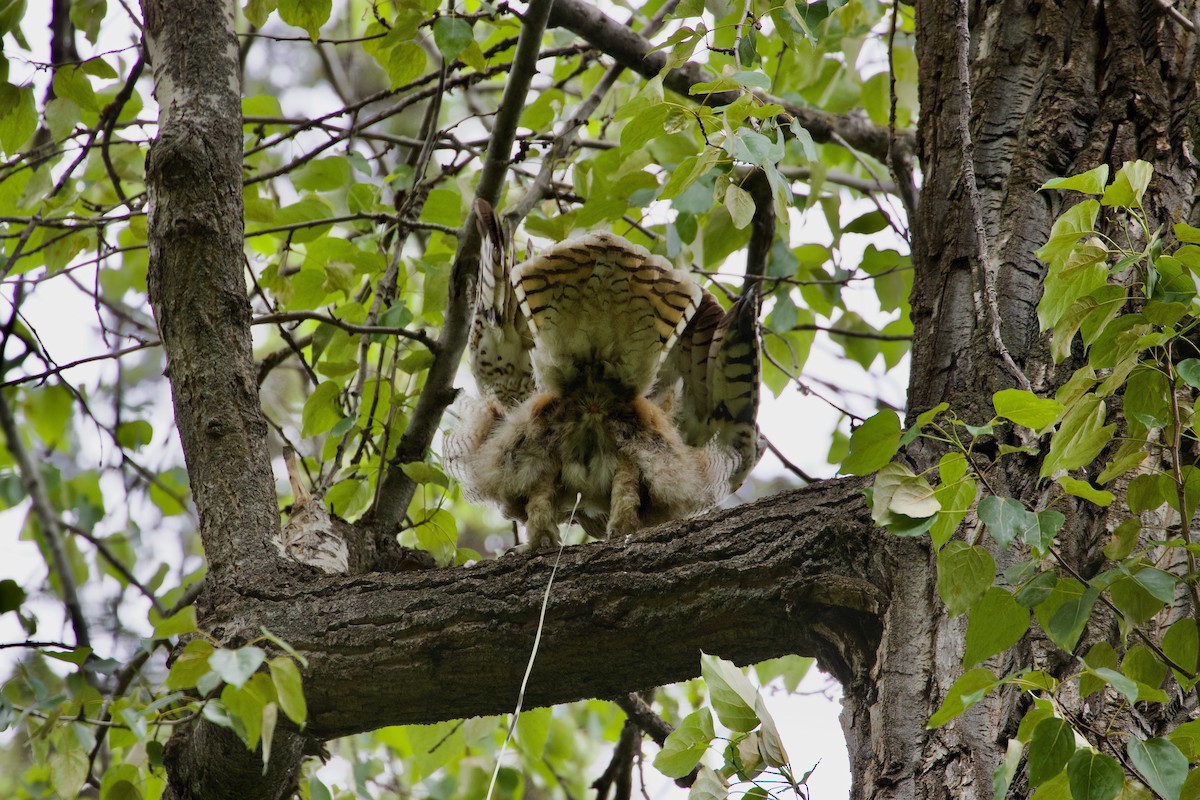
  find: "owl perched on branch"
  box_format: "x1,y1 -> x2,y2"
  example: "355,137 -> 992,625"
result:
445,200 -> 761,550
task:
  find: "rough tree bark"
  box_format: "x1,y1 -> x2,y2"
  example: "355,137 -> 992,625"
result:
140,0 -> 1200,797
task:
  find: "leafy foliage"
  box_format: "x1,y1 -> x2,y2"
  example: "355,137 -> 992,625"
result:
866,160 -> 1200,798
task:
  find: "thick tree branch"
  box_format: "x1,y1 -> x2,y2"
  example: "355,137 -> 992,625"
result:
546,0 -> 910,164
220,478 -> 884,740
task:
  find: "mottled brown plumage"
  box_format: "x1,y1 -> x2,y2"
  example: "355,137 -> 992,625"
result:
446,200 -> 761,550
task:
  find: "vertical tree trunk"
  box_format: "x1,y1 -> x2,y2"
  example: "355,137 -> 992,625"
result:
140,0 -> 302,796
842,1 -> 1200,797
141,0 -> 279,606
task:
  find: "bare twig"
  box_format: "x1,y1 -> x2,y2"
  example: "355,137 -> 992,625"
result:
0,341 -> 160,388
252,311 -> 436,349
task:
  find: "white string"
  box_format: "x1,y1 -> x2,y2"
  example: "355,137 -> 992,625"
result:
484,493 -> 581,800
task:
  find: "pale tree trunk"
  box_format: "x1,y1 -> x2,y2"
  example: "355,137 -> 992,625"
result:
138,0 -> 1200,797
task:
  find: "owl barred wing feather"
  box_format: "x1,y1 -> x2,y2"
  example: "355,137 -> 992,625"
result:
705,287 -> 763,488
468,199 -> 534,408
658,285 -> 762,489
511,233 -> 703,395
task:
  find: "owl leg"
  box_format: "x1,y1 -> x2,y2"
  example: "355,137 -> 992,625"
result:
523,483 -> 561,551
607,452 -> 641,539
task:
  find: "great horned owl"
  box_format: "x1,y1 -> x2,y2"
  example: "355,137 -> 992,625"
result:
445,200 -> 761,550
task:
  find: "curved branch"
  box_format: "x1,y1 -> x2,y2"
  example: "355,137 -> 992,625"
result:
547,0 -> 910,164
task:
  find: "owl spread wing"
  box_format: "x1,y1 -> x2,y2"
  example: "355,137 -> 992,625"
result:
705,287 -> 762,487
510,233 -> 703,395
658,286 -> 762,489
468,199 -> 534,408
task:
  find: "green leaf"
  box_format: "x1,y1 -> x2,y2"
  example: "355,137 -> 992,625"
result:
1168,720 -> 1200,762
1091,666 -> 1138,704
1040,393 -> 1115,478
1041,165 -> 1110,194
1056,476 -> 1114,507
841,410 -> 901,476
687,766 -> 727,800
401,508 -> 457,566
208,646 -> 267,689
50,746 -> 89,799
977,495 -> 1032,548
433,17 -> 473,60
962,587 -> 1029,667
1067,750 -> 1124,800
1103,519 -> 1140,560
0,83 -> 37,154
1127,473 -> 1174,513
277,0 -> 330,40
116,420 -> 154,451
0,578 -> 25,613
928,667 -> 997,729
244,0 -> 278,27
1127,738 -> 1188,800
1122,647 -> 1167,701
268,657 -> 307,726
1045,585 -> 1099,651
53,65 -> 99,111
1036,200 -> 1101,269
1015,571 -> 1058,608
937,541 -> 995,617
167,639 -> 216,690
292,157 -> 352,192
724,184 -> 755,229
993,389 -> 1063,430
931,476 -> 975,549
654,707 -> 715,778
153,606 -> 197,638
1133,568 -> 1178,603
1164,619 -> 1199,689
377,41 -> 427,88
1178,359 -> 1200,389
261,702 -> 278,771
221,682 -> 266,750
1101,160 -> 1153,209
515,705 -> 550,758
1027,509 -> 1065,552
1029,718 -> 1076,786
301,381 -> 344,437
872,462 -> 941,522
700,652 -> 760,732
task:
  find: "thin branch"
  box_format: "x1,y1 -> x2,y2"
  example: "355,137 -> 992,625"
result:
505,0 -> 679,227
60,522 -> 166,616
762,435 -> 815,483
252,311 -> 437,349
0,341 -> 159,388
1151,0 -> 1196,30
256,333 -> 315,385
0,390 -> 91,650
372,0 -> 558,537
545,0 -> 910,164
952,0 -> 1031,392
